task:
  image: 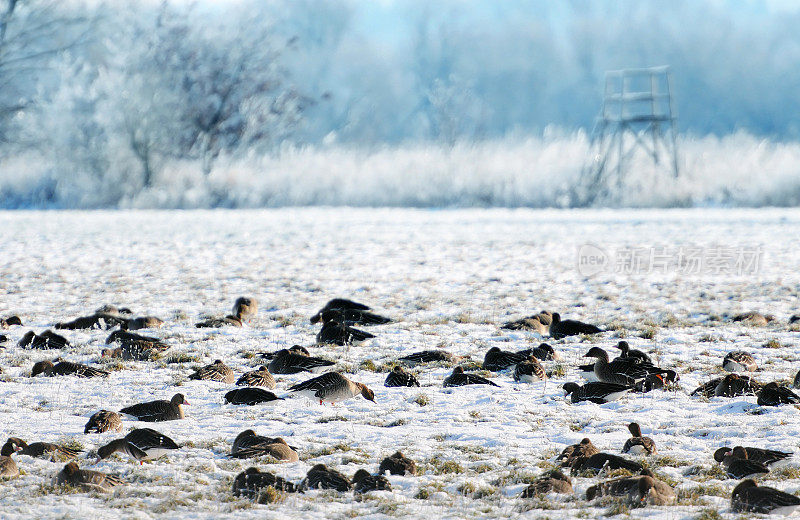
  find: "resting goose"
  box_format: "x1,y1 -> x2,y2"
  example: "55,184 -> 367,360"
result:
224,387 -> 283,405
378,451 -> 416,476
352,469 -> 391,493
714,446 -> 792,466
384,366 -> 420,387
443,366 -> 499,387
316,320 -> 375,346
513,356 -> 546,383
719,446 -> 769,479
520,470 -> 573,497
732,311 -> 774,327
0,315 -> 22,328
571,452 -> 643,475
268,348 -> 334,374
236,366 -> 276,388
317,308 -> 391,326
723,351 -> 757,372
233,468 -> 298,499
230,430 -> 299,461
614,341 -> 651,364
31,360 -> 108,378
501,311 -> 552,334
188,360 -> 235,383
691,374 -> 762,398
195,315 -> 242,328
584,347 -> 656,385
519,343 -> 559,361
757,382 -> 800,406
557,438 -> 599,468
55,462 -> 125,492
302,463 -> 351,491
0,440 -> 21,477
586,469 -> 675,505
549,313 -> 603,339
18,330 -> 69,349
288,372 -> 375,405
97,428 -> 180,462
2,437 -> 79,459
482,347 -> 527,371
398,350 -> 467,365
119,393 -> 188,422
731,479 -> 800,514
562,382 -> 632,404
84,410 -> 123,434
310,298 -> 371,324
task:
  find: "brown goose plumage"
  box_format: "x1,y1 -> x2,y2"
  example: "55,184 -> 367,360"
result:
557,438 -> 599,468
119,393 -> 188,422
84,410 -> 123,434
621,423 -> 657,455
2,437 -> 79,459
520,470 -> 573,497
230,430 -> 299,461
233,297 -> 258,320
55,462 -> 125,492
378,451 -> 417,476
236,366 -> 276,388
189,360 -> 235,383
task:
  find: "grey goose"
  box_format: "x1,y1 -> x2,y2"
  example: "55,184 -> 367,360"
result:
732,311 -> 774,326
621,423 -> 657,455
55,462 -> 125,492
301,464 -> 351,492
757,382 -> 800,406
549,313 -> 603,339
571,452 -> 643,475
288,372 -> 375,404
719,446 -> 769,479
691,374 -> 762,398
731,479 -> 800,514
119,393 -> 188,422
236,366 -> 276,388
398,350 -> 467,365
188,359 -> 235,383
586,469 -> 675,505
482,346 -> 527,371
0,439 -> 21,477
31,360 -> 108,378
384,366 -> 420,387
513,356 -> 546,383
520,470 -> 573,497
224,387 -> 283,405
443,366 -> 499,387
310,298 -> 371,324
18,330 -> 69,349
84,410 -> 123,434
557,438 -> 599,468
378,451 -> 416,476
233,467 -> 298,499
501,310 -> 552,334
723,351 -> 757,372
614,341 -> 651,364
714,446 -> 792,467
352,469 -> 391,493
0,315 -> 22,328
195,315 -> 242,328
562,382 -> 632,404
268,348 -> 334,374
316,320 -> 375,346
2,437 -> 79,459
316,308 -> 391,326
233,297 -> 258,321
97,428 -> 180,462
230,430 -> 299,461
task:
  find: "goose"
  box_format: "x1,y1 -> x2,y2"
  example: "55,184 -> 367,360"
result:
316,320 -> 375,346
633,371 -> 679,393
352,469 -> 391,493
310,298 -> 371,324
794,368 -> 800,389
398,350 -> 467,365
621,423 -> 657,455
55,314 -> 125,330
317,308 -> 391,326
94,305 -> 132,316
614,341 -> 651,364
121,316 -> 164,330
18,330 -> 69,349
84,410 -> 123,434
301,464 -> 351,491
384,366 -> 420,387
0,440 -> 21,476
584,347 -> 657,385
549,313 -> 603,339
95,439 -> 148,463
520,470 -> 573,497
443,366 -> 499,387
260,345 -> 310,359
31,360 -> 108,378
714,446 -> 792,466
723,351 -> 757,372
586,469 -> 675,505
230,430 -> 299,461
757,382 -> 800,406
513,356 -> 546,383
119,393 -> 188,422
0,315 -> 22,328
103,331 -> 169,360
2,437 -> 79,459
731,479 -> 800,514
732,311 -> 774,327
562,382 -> 632,404
233,297 -> 258,321
378,451 -> 416,476
571,452 -> 643,475
719,446 -> 769,479
557,438 -> 599,468
482,347 -> 527,371
124,428 -> 180,458
233,468 -> 298,499
195,315 -> 242,328
691,374 -> 762,398
519,342 -> 559,361
188,360 -> 235,383
224,388 -> 283,406
55,462 -> 125,492
268,348 -> 334,374
288,372 -> 375,405
236,366 -> 276,388
501,311 -> 552,334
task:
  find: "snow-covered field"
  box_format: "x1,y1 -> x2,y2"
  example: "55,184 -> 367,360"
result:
1,208 -> 799,519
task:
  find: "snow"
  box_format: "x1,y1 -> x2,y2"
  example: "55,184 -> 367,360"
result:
0,207 -> 799,519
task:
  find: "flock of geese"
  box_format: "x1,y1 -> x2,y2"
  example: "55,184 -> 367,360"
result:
1,299 -> 800,513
